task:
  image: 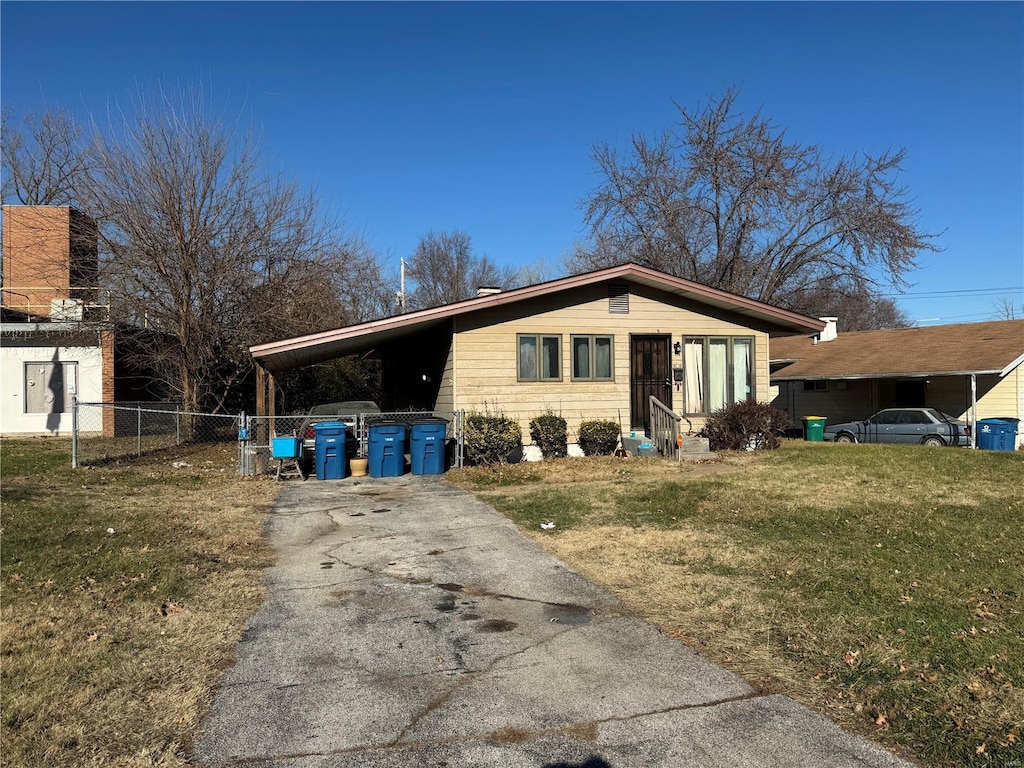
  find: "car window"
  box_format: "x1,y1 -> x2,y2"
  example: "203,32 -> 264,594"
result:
900,410 -> 932,425
870,411 -> 901,425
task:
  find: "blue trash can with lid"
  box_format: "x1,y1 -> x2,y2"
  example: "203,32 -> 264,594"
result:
368,420 -> 407,477
314,422 -> 347,479
410,417 -> 448,475
977,418 -> 1018,452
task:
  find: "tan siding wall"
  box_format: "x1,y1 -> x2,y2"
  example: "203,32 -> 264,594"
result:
977,369 -> 1020,419
434,335 -> 455,414
452,283 -> 770,441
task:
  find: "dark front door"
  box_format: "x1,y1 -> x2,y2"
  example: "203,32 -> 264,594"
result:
630,335 -> 672,434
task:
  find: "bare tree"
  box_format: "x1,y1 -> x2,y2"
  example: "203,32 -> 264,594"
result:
1,107 -> 91,206
406,230 -> 518,309
572,88 -> 940,310
786,282 -> 912,331
81,87 -> 375,412
516,256 -> 563,287
993,297 -> 1021,321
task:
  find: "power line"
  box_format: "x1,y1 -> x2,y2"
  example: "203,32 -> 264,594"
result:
915,311 -> 1016,324
884,286 -> 1024,300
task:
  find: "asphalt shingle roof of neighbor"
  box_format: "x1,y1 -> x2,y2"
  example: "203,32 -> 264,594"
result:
770,319 -> 1024,380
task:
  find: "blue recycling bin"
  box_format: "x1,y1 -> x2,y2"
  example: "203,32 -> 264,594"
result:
368,421 -> 407,477
410,418 -> 448,475
977,418 -> 1018,452
314,422 -> 347,480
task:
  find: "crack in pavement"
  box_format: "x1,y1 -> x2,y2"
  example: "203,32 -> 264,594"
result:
214,690 -> 774,766
386,622 -> 581,747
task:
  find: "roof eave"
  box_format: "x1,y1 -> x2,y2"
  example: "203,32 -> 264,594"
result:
251,263 -> 825,372
1000,352 -> 1024,378
771,369 -> 1006,382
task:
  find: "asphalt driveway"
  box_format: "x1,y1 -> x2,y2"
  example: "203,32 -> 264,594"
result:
192,475 -> 912,768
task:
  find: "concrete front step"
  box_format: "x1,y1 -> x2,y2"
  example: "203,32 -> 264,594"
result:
621,435 -> 711,457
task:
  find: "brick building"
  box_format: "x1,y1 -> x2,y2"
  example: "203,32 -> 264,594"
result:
1,205 -> 115,434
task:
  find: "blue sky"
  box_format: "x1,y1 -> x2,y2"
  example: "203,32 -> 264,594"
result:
2,1 -> 1022,325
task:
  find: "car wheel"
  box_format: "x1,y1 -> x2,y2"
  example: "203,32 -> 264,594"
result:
834,433 -> 855,444
922,436 -> 945,447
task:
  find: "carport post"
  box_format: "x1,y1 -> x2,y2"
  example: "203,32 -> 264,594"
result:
970,374 -> 977,449
255,365 -> 275,474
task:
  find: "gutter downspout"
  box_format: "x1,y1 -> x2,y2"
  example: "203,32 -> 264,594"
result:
970,373 -> 977,449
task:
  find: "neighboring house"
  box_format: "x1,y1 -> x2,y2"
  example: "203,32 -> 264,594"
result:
1,205 -> 164,435
1,206 -> 114,434
770,319 -> 1024,447
250,263 -> 824,450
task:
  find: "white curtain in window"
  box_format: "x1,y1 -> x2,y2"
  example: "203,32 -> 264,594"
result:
594,337 -> 612,378
519,336 -> 537,380
573,337 -> 590,378
709,339 -> 729,412
733,339 -> 752,402
684,339 -> 704,413
541,336 -> 560,379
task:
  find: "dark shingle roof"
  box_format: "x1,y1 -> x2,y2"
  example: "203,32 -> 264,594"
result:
770,320 -> 1024,380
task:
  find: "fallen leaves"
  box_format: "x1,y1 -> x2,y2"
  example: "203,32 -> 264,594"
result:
158,602 -> 184,617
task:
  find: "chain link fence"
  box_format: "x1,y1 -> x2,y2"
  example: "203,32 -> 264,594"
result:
241,410 -> 465,477
71,400 -> 465,477
72,400 -> 243,469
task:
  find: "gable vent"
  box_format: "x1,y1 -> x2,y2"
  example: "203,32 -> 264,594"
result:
608,283 -> 629,314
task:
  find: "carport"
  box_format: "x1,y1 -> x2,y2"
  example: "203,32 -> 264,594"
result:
770,320 -> 1024,449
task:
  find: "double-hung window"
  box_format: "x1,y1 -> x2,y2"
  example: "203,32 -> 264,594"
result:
683,336 -> 754,415
570,335 -> 613,381
517,334 -> 562,381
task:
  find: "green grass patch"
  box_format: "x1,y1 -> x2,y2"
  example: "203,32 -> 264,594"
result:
484,488 -> 591,532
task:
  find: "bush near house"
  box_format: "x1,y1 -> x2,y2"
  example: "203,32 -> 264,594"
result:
702,400 -> 789,451
464,412 -> 523,465
577,419 -> 621,456
529,412 -> 568,458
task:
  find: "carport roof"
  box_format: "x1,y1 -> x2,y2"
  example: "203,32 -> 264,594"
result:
250,263 -> 826,372
770,319 -> 1024,381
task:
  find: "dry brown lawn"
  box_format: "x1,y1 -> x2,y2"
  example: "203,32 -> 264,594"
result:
1,438 -> 278,767
449,443 -> 1024,768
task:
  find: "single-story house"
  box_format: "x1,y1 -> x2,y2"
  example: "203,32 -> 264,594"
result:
250,263 -> 824,452
770,319 -> 1024,447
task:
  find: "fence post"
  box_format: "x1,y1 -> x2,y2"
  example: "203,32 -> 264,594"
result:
238,412 -> 246,476
176,408 -> 181,446
457,410 -> 464,469
137,406 -> 142,457
71,396 -> 79,469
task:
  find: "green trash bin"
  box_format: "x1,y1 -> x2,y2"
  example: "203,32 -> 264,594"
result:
803,416 -> 826,442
